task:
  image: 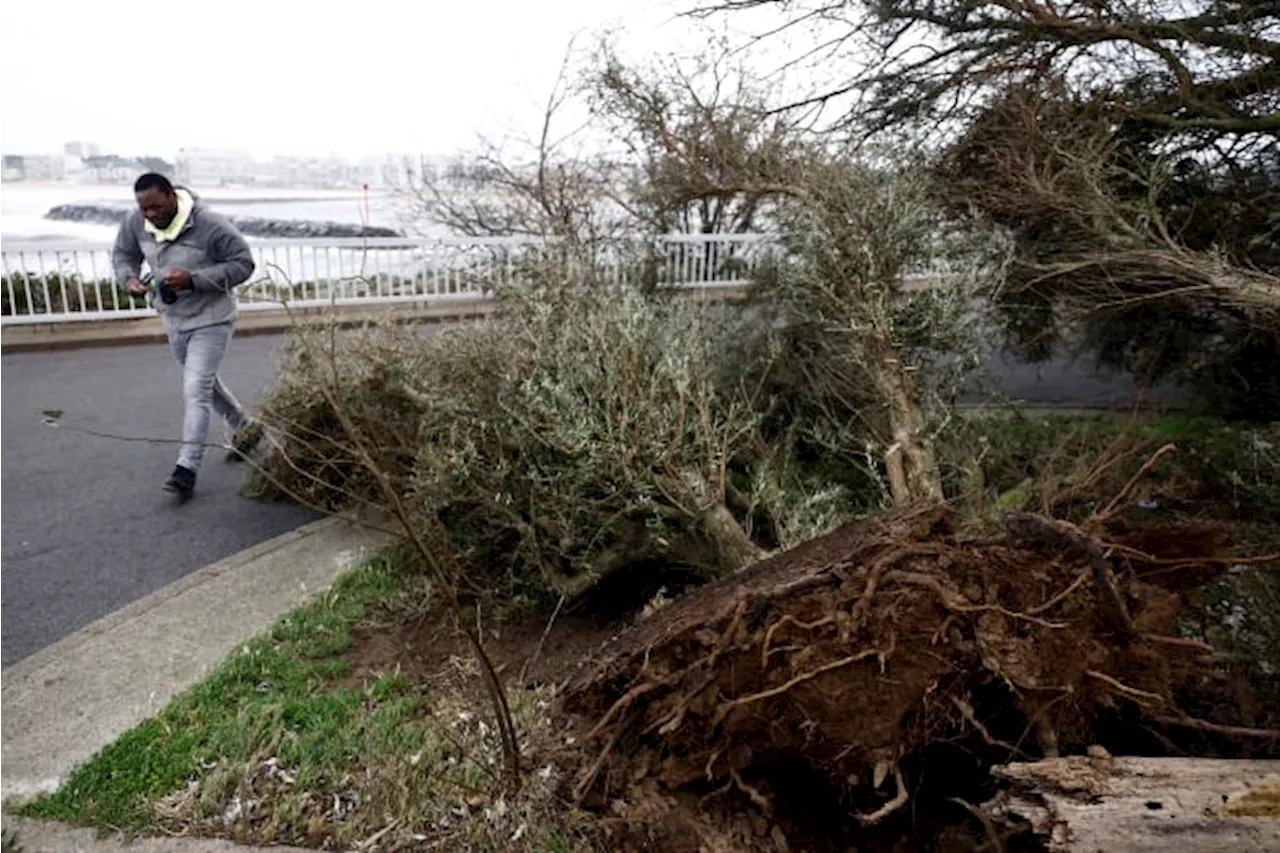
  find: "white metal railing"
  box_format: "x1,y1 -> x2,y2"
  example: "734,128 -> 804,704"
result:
0,234 -> 778,324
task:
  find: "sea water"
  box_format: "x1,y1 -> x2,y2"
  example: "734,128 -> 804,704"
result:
1,183 -> 413,243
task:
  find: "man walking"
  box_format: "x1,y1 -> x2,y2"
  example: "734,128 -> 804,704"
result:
113,173 -> 260,501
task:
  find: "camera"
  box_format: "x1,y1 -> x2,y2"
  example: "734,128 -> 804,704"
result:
144,271 -> 178,304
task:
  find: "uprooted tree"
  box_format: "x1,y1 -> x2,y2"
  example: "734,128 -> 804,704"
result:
234,34 -> 994,834
247,37 -> 1006,604
230,19 -> 1280,850
249,142 -> 997,601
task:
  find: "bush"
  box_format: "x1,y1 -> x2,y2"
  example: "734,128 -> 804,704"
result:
249,276 -> 827,602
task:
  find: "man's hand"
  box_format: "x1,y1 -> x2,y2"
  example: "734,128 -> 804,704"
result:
125,277 -> 147,296
163,268 -> 193,290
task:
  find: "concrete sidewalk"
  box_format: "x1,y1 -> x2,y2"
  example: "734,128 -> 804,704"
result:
0,299 -> 497,353
2,816 -> 312,853
2,512 -> 398,810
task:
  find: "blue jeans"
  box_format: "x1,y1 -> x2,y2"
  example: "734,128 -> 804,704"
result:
167,322 -> 246,472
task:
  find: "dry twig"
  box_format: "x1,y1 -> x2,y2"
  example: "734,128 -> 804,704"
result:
1092,442 -> 1177,522
1151,715 -> 1280,740
1084,670 -> 1166,707
949,796 -> 1006,853
951,696 -> 1033,760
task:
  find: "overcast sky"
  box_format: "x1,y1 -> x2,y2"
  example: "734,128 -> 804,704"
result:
1,0 -> 788,161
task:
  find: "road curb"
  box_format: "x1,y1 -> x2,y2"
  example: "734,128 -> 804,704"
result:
0,286 -> 749,353
1,511 -> 398,808
3,514 -> 342,686
2,816 -> 313,853
955,402 -> 1185,418
0,300 -> 497,354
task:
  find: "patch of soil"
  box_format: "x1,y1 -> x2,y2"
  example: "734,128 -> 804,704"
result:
554,503 -> 1274,852
342,601 -> 625,697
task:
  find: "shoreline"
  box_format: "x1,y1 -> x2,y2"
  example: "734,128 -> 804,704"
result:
42,201 -> 403,239
3,181 -> 385,199
2,183 -> 408,242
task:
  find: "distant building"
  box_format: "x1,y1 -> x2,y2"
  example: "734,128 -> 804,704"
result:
175,148 -> 255,186
265,155 -> 358,188
19,155 -> 66,182
137,156 -> 176,177
83,155 -> 154,184
167,148 -> 480,189
64,154 -> 87,181
64,141 -> 101,159
0,154 -> 21,180
358,154 -> 418,189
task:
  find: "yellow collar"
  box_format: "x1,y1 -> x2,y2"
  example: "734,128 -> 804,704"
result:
144,189 -> 194,242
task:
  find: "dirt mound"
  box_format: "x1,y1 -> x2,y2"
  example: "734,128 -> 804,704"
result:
559,503 -> 1270,851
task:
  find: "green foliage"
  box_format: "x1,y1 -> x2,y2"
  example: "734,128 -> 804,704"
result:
940,413 -> 1280,530
252,280 -> 778,602
0,274 -> 144,316
418,284 -> 771,585
250,157 -> 1006,601
757,153 -> 1005,416
733,154 -> 1007,505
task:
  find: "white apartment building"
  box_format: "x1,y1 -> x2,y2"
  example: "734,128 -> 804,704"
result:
18,155 -> 66,182
175,148 -> 256,186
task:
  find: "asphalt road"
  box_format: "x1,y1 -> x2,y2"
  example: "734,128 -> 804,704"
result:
0,329 -> 1183,669
1,334 -> 318,668
962,346 -> 1188,410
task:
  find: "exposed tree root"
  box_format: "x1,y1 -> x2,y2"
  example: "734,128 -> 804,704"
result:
714,644 -> 891,725
856,765 -> 908,826
557,502 -> 1267,851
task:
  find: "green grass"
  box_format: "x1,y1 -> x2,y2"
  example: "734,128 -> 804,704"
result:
20,550 -> 410,832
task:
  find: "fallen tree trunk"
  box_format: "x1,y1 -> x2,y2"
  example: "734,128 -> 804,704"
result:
985,755 -> 1280,852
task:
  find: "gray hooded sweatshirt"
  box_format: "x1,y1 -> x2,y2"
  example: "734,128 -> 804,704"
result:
112,188 -> 255,332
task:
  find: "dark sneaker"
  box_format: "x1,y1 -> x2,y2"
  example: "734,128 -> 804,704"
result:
226,419 -> 265,462
162,465 -> 197,499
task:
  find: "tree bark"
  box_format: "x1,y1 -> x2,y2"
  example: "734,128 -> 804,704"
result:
701,503 -> 766,572
984,755 -> 1280,852
864,332 -> 943,504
